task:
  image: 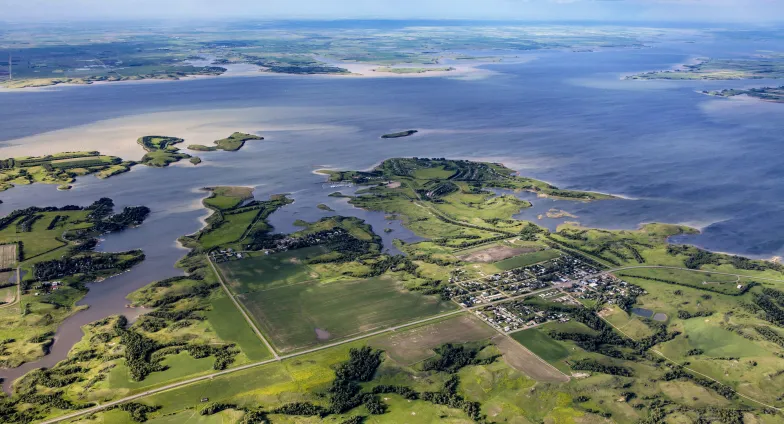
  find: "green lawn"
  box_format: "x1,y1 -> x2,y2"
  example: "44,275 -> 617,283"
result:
204,295 -> 272,361
217,247 -> 325,293
238,275 -> 457,353
494,249 -> 561,271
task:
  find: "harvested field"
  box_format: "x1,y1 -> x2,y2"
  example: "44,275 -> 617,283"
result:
457,245 -> 538,263
492,334 -> 569,383
0,244 -> 17,268
371,314 -> 496,365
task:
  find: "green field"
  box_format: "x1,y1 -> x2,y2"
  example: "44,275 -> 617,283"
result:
106,352 -> 216,391
218,247 -> 326,293
494,249 -> 561,271
204,295 -> 272,361
198,209 -> 259,249
0,151 -> 133,191
202,186 -> 254,210
680,319 -> 769,357
511,328 -> 570,364
237,275 -> 457,352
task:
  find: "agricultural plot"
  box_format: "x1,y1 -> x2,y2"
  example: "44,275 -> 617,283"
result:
237,275 -> 457,353
511,328 -> 569,366
204,296 -> 272,361
0,243 -> 17,268
491,334 -> 569,382
370,314 -> 496,364
217,246 -> 325,293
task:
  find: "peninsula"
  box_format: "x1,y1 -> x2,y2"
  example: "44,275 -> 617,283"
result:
3,158 -> 784,424
702,86 -> 784,103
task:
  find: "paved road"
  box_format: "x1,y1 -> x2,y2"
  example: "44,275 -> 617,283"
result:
39,308 -> 467,424
39,263 -> 784,423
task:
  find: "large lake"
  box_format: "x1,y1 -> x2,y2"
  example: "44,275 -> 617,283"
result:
1,39 -> 783,387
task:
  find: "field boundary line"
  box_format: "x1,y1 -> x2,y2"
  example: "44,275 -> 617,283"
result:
207,256 -> 279,359
39,309 -> 469,424
475,316 -> 570,382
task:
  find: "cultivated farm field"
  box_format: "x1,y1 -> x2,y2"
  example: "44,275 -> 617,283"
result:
236,274 -> 457,353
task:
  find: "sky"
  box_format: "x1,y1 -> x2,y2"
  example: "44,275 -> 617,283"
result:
1,0 -> 782,23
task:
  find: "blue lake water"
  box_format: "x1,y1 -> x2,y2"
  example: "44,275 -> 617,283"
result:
1,39 -> 783,386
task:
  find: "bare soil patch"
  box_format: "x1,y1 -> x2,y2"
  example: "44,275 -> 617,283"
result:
315,328 -> 331,340
0,244 -> 17,268
457,245 -> 537,263
371,314 -> 496,365
491,334 -> 569,383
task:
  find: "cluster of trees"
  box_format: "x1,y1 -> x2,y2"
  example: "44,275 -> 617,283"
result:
17,391 -> 90,412
543,238 -> 613,268
546,236 -> 621,266
145,281 -> 217,308
667,244 -> 783,272
15,213 -> 41,232
421,375 -> 484,422
117,324 -> 170,381
93,206 -> 150,233
200,402 -> 237,416
0,204 -> 84,232
677,310 -> 714,320
273,347 -> 386,418
568,359 -> 633,376
422,343 -> 497,373
753,292 -> 784,327
420,181 -> 458,200
686,348 -> 705,356
754,326 -> 784,348
17,366 -> 84,390
33,251 -> 145,281
112,402 -> 161,423
662,367 -> 736,400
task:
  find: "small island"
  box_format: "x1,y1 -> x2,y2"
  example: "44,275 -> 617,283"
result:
626,57 -> 784,80
188,132 -> 264,152
317,203 -> 335,211
702,86 -> 784,103
381,130 -> 418,139
137,135 -> 191,167
373,67 -> 455,74
0,151 -> 135,192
